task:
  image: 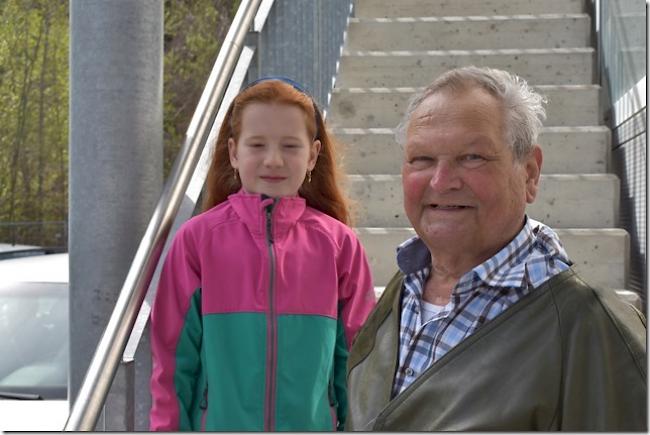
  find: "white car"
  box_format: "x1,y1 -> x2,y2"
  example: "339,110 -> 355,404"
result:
0,243 -> 47,260
0,252 -> 70,431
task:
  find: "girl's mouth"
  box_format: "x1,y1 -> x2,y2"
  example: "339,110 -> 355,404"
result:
261,176 -> 286,182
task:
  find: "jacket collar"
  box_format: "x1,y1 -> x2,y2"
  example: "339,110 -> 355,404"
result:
227,190 -> 307,239
349,269 -> 594,431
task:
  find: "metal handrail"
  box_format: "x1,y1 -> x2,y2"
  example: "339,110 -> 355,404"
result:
63,0 -> 262,430
122,0 -> 276,366
122,44 -> 258,364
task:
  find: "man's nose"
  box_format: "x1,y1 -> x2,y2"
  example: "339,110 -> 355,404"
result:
429,161 -> 462,191
264,147 -> 283,167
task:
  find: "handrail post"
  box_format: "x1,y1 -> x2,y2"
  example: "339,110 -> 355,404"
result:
63,0 -> 262,430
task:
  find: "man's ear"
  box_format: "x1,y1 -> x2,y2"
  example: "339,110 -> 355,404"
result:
524,145 -> 543,203
228,138 -> 238,168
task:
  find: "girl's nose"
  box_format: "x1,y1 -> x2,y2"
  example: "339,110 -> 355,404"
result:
264,147 -> 283,167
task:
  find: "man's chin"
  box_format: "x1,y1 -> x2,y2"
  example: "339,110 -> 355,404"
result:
417,224 -> 473,248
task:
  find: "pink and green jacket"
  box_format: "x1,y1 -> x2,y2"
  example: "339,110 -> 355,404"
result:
149,191 -> 375,431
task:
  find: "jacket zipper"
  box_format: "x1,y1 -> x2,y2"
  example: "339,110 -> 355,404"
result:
199,386 -> 208,431
328,375 -> 338,430
264,200 -> 278,431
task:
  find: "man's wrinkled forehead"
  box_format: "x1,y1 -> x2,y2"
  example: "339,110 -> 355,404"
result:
409,87 -> 501,127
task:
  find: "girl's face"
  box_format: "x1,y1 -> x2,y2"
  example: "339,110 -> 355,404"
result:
228,103 -> 321,198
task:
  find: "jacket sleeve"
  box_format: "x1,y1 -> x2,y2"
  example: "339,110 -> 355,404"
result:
558,286 -> 647,431
337,232 -> 376,348
149,224 -> 203,431
334,232 -> 376,428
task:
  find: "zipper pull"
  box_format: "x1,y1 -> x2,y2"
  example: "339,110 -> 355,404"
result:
265,200 -> 276,244
328,376 -> 338,407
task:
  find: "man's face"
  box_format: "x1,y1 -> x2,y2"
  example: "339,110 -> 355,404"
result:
401,86 -> 542,265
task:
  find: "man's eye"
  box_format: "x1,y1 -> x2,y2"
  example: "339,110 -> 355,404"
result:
407,156 -> 434,168
409,156 -> 433,163
459,154 -> 487,168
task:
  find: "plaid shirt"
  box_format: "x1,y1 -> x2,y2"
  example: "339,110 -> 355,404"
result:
392,217 -> 572,397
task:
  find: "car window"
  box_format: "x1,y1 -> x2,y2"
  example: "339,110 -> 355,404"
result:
0,282 -> 68,399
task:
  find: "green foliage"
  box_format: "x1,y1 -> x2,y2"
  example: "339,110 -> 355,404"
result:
163,0 -> 239,176
0,0 -> 239,248
0,0 -> 68,247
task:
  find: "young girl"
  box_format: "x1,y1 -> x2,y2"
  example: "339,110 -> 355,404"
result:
149,78 -> 376,431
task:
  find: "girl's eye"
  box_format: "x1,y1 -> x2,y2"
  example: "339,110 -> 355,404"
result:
249,143 -> 265,148
283,144 -> 301,149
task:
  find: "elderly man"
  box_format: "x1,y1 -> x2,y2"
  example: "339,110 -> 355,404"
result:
346,66 -> 646,431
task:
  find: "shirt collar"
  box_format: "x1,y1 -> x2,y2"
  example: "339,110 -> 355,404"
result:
396,216 -> 571,290
396,236 -> 430,275
471,217 -> 536,288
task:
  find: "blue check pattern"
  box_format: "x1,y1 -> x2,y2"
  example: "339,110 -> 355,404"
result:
392,217 -> 572,397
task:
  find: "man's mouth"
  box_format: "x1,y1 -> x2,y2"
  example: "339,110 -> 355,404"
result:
429,204 -> 469,210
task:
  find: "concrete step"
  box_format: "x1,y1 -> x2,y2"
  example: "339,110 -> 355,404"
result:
346,14 -> 591,51
337,126 -> 610,175
329,85 -> 601,128
337,48 -> 595,87
356,227 -> 629,289
354,0 -> 586,18
347,174 -> 619,228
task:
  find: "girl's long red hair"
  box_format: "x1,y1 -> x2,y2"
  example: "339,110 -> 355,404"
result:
202,80 -> 352,225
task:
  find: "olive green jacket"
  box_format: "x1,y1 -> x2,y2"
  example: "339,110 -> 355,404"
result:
346,269 -> 647,431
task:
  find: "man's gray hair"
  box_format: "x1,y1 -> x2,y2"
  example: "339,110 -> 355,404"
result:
395,66 -> 547,160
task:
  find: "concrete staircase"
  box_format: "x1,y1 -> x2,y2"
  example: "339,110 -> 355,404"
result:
329,0 -> 630,295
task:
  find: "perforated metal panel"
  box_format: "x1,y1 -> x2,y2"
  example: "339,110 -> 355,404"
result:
246,0 -> 353,110
597,0 -> 647,302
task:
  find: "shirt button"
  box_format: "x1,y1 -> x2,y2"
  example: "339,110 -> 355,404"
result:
405,367 -> 415,377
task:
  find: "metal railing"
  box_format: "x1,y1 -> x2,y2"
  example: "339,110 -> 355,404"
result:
63,0 -> 263,429
64,0 -> 355,429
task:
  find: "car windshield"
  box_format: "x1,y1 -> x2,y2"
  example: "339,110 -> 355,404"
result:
0,281 -> 68,399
